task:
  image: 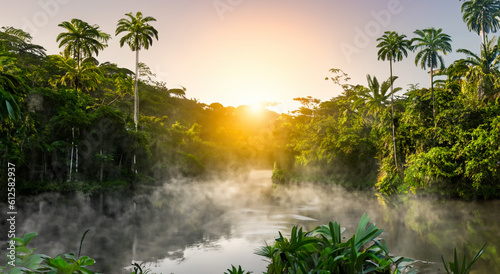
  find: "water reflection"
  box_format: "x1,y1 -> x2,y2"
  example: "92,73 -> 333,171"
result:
0,170 -> 499,273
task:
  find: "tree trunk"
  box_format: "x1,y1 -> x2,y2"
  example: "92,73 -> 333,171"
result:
482,26 -> 486,47
69,127 -> 74,182
134,49 -> 140,129
430,64 -> 436,127
133,48 -> 140,174
100,148 -> 104,182
389,60 -> 399,176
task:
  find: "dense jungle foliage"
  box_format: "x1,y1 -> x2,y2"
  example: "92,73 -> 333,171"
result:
1,1 -> 500,201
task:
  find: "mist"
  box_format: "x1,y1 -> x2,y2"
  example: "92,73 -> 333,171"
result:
1,170 -> 499,273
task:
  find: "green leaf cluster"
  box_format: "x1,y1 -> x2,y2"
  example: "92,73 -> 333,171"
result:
254,213 -> 416,274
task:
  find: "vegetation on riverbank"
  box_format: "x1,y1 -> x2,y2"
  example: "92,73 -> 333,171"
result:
0,15 -> 279,200
1,0 -> 500,200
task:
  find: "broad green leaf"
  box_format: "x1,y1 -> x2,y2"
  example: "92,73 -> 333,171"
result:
22,232 -> 38,246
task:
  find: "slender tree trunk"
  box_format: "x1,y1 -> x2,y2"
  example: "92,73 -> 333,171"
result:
133,48 -> 140,174
389,60 -> 399,176
68,127 -> 74,182
43,152 -> 46,181
100,148 -> 104,182
69,47 -> 81,182
482,27 -> 486,47
430,64 -> 436,127
134,49 -> 140,129
75,144 -> 78,175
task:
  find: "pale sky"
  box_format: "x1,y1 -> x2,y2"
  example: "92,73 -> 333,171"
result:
0,0 -> 482,113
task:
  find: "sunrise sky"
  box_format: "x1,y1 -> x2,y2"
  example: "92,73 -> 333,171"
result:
0,0 -> 482,112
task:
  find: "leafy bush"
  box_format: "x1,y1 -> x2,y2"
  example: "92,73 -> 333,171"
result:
441,243 -> 487,274
271,161 -> 287,184
224,265 -> 252,274
2,230 -> 95,273
254,213 -> 416,274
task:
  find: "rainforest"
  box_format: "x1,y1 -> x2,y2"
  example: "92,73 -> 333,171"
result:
1,0 -> 500,273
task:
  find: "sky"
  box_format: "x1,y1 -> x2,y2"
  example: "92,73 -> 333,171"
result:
0,0 -> 482,113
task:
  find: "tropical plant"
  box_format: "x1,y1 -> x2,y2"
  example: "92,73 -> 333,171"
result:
57,19 -> 110,67
94,63 -> 134,106
115,11 -> 159,130
0,51 -> 22,120
224,265 -> 252,274
442,243 -> 488,274
1,230 -> 95,274
0,87 -> 20,120
355,74 -> 401,120
56,19 -> 109,93
376,31 -> 411,177
271,161 -> 287,184
255,213 -> 416,274
56,19 -> 110,182
460,0 -> 500,45
412,27 -> 452,124
0,26 -> 46,58
131,261 -> 153,274
49,55 -> 102,92
449,36 -> 500,100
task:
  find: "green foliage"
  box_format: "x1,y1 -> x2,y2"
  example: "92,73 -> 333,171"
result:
276,86 -> 378,188
0,86 -> 20,120
2,231 -> 96,274
4,4 -> 500,200
225,265 -> 252,274
131,262 -> 152,274
1,20 -> 285,194
441,243 -> 487,274
400,98 -> 500,199
460,0 -> 500,43
271,161 -> 287,184
254,213 -> 416,274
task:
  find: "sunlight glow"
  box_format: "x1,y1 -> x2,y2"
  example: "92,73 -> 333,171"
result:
249,102 -> 265,115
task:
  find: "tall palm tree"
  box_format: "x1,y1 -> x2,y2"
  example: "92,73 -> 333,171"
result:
56,19 -> 109,181
412,28 -> 452,124
57,19 -> 110,93
460,0 -> 500,45
449,36 -> 500,100
115,11 -> 159,130
57,19 -> 110,67
376,31 -> 411,175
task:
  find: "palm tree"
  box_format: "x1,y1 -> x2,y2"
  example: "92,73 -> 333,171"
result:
460,0 -> 500,45
412,28 -> 452,124
449,36 -> 500,100
376,31 -> 411,175
57,19 -> 110,67
56,19 -> 109,181
0,26 -> 46,57
50,55 -> 102,92
57,19 -> 110,93
1,27 -> 46,88
355,75 -> 401,120
115,11 -> 159,130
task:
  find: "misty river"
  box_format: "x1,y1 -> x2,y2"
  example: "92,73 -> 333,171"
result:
2,170 -> 500,273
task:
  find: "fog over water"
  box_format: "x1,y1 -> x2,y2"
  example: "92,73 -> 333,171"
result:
1,170 -> 499,273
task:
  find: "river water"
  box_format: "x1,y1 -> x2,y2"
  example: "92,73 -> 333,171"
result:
2,170 -> 499,273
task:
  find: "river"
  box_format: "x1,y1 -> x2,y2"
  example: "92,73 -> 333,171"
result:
1,170 -> 499,273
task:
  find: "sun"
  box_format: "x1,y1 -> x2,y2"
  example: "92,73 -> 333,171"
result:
249,101 -> 265,115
